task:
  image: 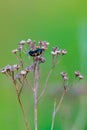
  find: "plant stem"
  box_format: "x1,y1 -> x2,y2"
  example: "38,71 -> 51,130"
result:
55,87 -> 67,114
18,96 -> 30,130
15,81 -> 30,130
38,67 -> 53,102
51,87 -> 67,130
24,77 -> 33,91
34,62 -> 38,130
38,56 -> 59,102
51,100 -> 56,130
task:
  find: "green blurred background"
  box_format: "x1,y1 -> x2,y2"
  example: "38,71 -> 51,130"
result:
0,0 -> 87,130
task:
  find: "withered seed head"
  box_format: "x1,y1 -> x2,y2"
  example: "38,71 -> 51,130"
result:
21,70 -> 27,75
61,49 -> 67,55
78,75 -> 84,80
18,40 -> 26,45
12,49 -> 18,54
51,47 -> 61,56
27,39 -> 32,44
74,71 -> 80,77
1,68 -> 7,74
61,72 -> 67,77
61,72 -> 68,80
38,41 -> 49,50
75,71 -> 84,80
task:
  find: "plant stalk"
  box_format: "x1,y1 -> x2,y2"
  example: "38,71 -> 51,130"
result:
34,62 -> 38,130
51,87 -> 67,130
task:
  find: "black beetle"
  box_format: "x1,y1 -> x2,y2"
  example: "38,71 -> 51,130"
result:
28,48 -> 43,57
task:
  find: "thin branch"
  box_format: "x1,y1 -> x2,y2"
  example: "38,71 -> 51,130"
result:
38,55 -> 59,102
18,95 -> 30,130
38,67 -> 53,102
18,77 -> 24,97
24,77 -> 33,91
15,53 -> 24,69
10,75 -> 30,130
50,87 -> 67,130
19,52 -> 24,69
51,100 -> 56,130
55,87 -> 67,114
33,62 -> 38,130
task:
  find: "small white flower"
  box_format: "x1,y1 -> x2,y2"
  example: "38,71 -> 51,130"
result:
21,70 -> 26,75
12,49 -> 18,54
18,40 -> 26,45
51,51 -> 57,55
79,75 -> 84,80
27,39 -> 32,43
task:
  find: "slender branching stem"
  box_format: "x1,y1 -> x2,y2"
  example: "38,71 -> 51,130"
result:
33,62 -> 38,130
15,81 -> 30,130
18,76 -> 24,97
19,52 -> 24,69
18,95 -> 30,130
9,75 -> 30,130
51,87 -> 67,130
15,53 -> 24,69
51,100 -> 56,130
38,67 -> 53,102
38,55 -> 59,102
55,87 -> 67,114
24,77 -> 33,91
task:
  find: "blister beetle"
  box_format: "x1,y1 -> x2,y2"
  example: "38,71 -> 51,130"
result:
28,48 -> 44,57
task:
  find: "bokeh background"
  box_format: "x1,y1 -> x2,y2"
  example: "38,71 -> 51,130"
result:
0,0 -> 87,130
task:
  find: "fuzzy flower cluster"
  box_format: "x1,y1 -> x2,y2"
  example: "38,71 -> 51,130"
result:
1,64 -> 35,82
1,64 -> 20,74
61,72 -> 68,80
60,71 -> 84,81
1,39 -> 50,82
51,47 -> 67,56
12,39 -> 49,54
74,71 -> 84,80
27,39 -> 49,50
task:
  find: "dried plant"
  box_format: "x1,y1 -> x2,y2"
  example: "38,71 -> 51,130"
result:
1,39 -> 83,130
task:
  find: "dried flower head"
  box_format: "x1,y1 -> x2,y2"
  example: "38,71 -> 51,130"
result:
34,56 -> 46,63
21,70 -> 27,76
12,49 -> 18,54
38,41 -> 49,50
75,71 -> 84,80
12,64 -> 20,70
27,39 -> 36,50
5,65 -> 11,72
18,40 -> 26,45
74,71 -> 80,77
56,50 -> 61,55
38,56 -> 46,63
52,47 -> 58,52
1,68 -> 7,74
78,75 -> 84,80
27,39 -> 32,44
25,64 -> 34,72
51,47 -> 61,56
61,72 -> 67,77
63,76 -> 68,80
61,49 -> 67,55
61,72 -> 68,80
